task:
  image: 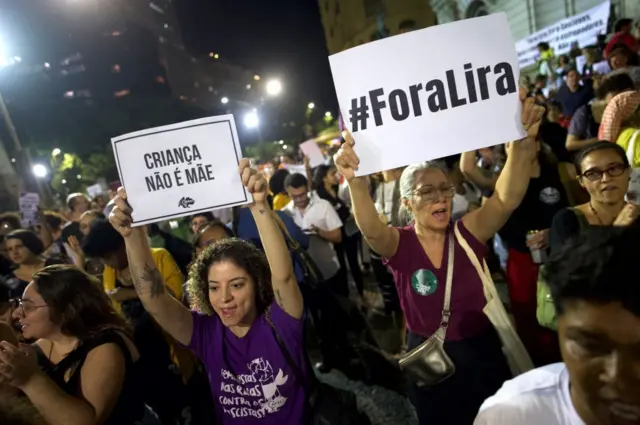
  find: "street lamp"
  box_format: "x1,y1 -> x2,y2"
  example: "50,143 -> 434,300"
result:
244,110 -> 259,129
325,111 -> 332,118
308,102 -> 315,109
266,79 -> 282,96
221,97 -> 229,104
52,148 -> 61,156
32,164 -> 47,178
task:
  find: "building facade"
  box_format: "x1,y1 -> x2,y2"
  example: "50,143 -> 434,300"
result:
0,0 -> 260,205
429,0 -> 639,42
319,0 -> 438,54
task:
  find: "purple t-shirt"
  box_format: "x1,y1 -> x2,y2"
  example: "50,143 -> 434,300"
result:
188,301 -> 307,424
383,220 -> 491,341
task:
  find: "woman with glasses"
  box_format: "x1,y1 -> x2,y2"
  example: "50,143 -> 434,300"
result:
0,264 -> 145,425
334,94 -> 543,425
549,142 -> 639,250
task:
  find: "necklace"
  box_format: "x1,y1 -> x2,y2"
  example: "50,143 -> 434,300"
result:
588,202 -> 606,226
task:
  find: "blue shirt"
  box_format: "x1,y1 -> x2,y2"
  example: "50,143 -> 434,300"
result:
235,208 -> 309,284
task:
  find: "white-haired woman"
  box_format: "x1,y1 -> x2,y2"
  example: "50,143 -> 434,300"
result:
334,93 -> 543,425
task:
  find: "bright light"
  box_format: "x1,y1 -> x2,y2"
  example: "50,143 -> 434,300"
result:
246,84 -> 251,90
76,174 -> 82,179
253,74 -> 261,81
282,145 -> 288,150
308,102 -> 315,109
325,111 -> 332,117
52,148 -> 61,156
10,158 -> 15,163
244,111 -> 259,128
209,52 -> 214,57
266,79 -> 282,96
0,37 -> 6,67
214,53 -> 219,59
278,140 -> 284,144
32,164 -> 47,178
44,62 -> 50,68
61,179 -> 67,184
221,97 -> 229,104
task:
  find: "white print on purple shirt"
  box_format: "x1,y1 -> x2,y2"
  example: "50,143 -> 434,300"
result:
218,357 -> 289,419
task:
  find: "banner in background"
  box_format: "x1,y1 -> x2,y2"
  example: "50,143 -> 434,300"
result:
111,115 -> 250,226
516,1 -> 610,68
19,192 -> 39,228
329,13 -> 524,176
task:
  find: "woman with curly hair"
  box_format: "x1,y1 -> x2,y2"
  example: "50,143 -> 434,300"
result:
108,159 -> 309,424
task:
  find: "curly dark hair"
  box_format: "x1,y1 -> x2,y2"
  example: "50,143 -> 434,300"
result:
32,264 -> 131,340
543,226 -> 640,316
187,238 -> 273,315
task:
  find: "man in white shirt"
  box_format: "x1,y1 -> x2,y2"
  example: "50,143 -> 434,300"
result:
282,173 -> 346,294
475,227 -> 640,425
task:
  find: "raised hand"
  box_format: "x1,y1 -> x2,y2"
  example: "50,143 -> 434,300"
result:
108,188 -> 136,238
614,203 -> 640,226
506,89 -> 545,159
238,158 -> 268,205
334,130 -> 360,182
519,87 -> 545,139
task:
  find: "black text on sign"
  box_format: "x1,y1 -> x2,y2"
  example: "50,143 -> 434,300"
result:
348,62 -> 516,131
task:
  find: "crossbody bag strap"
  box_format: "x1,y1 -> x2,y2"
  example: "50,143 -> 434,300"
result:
272,212 -> 300,250
264,307 -> 318,392
437,232 -> 455,338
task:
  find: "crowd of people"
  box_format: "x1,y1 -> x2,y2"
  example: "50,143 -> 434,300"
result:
0,17 -> 639,425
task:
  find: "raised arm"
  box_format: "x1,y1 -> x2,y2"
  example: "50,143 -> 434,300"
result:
108,189 -> 193,346
335,132 -> 399,259
239,159 -> 303,319
463,93 -> 544,243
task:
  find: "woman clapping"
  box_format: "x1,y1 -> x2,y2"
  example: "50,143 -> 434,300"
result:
0,265 -> 144,425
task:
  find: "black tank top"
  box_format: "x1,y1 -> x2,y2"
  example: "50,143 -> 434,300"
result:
34,330 -> 145,425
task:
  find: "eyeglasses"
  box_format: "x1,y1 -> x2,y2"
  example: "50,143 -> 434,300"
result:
13,298 -> 47,316
412,184 -> 456,203
581,164 -> 628,181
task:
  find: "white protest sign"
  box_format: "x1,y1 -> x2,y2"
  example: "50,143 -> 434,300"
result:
329,13 -> 524,176
516,1 -> 610,69
299,140 -> 325,167
111,115 -> 250,226
281,164 -> 307,175
86,183 -> 103,198
19,192 -> 39,228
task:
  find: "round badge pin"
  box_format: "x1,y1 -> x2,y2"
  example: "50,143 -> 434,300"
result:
411,269 -> 438,296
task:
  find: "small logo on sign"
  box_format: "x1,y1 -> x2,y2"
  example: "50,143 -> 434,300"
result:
178,197 -> 195,208
411,269 -> 438,296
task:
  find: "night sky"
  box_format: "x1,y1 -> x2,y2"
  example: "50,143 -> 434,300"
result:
175,0 -> 339,135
